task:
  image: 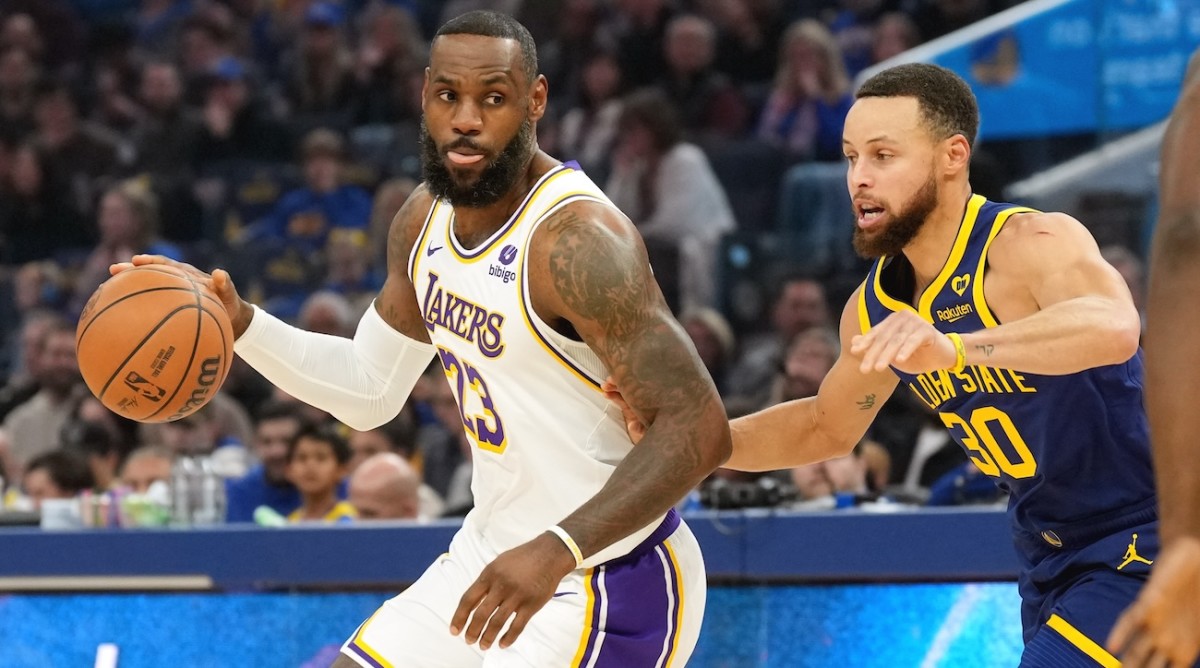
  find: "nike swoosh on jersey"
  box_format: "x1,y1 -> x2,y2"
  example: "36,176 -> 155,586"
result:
427,245 -> 444,256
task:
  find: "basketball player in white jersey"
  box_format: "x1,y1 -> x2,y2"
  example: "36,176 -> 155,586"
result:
115,10 -> 731,667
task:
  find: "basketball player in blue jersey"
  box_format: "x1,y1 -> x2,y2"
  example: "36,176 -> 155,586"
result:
608,62 -> 1173,666
115,11 -> 731,667
1108,50 -> 1200,668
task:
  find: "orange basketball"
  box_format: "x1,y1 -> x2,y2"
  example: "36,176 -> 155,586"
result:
75,265 -> 234,423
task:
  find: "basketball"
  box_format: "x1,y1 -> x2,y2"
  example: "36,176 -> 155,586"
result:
75,264 -> 234,423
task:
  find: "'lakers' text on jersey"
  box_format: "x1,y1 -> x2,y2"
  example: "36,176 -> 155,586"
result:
408,164 -> 663,567
858,195 -> 1156,550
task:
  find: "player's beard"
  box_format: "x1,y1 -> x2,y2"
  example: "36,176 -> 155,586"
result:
420,118 -> 535,208
852,172 -> 939,258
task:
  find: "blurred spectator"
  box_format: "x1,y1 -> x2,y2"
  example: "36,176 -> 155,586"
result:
529,0 -> 604,110
254,128 -> 372,254
825,0 -> 886,76
926,460 -> 1006,506
118,444 -> 174,494
70,394 -> 141,457
419,369 -> 472,515
871,392 -> 967,502
0,14 -> 44,65
910,0 -> 1000,42
0,310 -> 67,422
0,142 -> 89,265
601,0 -> 676,90
283,2 -> 356,125
154,406 -> 220,457
33,79 -> 125,218
22,449 -> 93,510
132,60 -> 200,178
224,399 -> 309,522
1,2 -> 85,75
195,56 -> 291,166
606,88 -> 736,310
347,408 -> 418,473
757,19 -> 853,162
704,0 -> 784,86
557,50 -> 624,175
870,12 -> 920,66
297,290 -> 357,337
10,261 -> 67,315
70,179 -> 185,315
323,229 -> 385,313
658,14 -> 748,138
61,419 -> 122,491
766,325 -> 840,407
285,424 -> 356,522
88,23 -> 143,135
179,14 -> 235,103
351,3 -> 425,125
368,176 -> 418,265
791,447 -> 868,501
727,272 -> 832,405
0,46 -> 39,138
135,0 -> 194,57
348,451 -> 422,520
140,390 -> 253,461
2,321 -> 85,473
680,307 -> 737,393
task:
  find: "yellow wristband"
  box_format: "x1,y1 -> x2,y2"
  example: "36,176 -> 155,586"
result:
547,525 -> 584,569
946,333 -> 967,373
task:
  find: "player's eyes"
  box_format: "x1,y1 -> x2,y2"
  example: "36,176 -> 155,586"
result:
437,90 -> 456,102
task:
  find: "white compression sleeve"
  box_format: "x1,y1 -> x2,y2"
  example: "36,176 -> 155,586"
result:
233,302 -> 436,430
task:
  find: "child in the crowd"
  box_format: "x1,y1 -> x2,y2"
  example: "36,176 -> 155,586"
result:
285,425 -> 357,523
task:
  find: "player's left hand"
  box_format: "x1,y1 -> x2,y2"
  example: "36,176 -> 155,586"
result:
451,532 -> 577,651
603,378 -> 646,445
1108,536 -> 1200,667
850,310 -> 957,375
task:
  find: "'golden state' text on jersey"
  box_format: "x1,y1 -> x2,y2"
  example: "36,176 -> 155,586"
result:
858,195 -> 1156,553
407,164 -> 664,567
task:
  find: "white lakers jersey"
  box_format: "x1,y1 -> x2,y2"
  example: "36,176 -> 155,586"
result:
407,164 -> 665,566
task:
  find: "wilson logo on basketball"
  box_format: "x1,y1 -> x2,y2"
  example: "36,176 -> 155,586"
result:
165,356 -> 222,421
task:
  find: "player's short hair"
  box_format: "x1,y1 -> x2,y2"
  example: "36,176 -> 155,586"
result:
435,11 -> 538,86
856,63 -> 979,149
288,423 -> 351,465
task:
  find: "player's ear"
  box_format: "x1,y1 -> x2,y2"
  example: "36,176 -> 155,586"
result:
421,67 -> 430,112
529,74 -> 548,122
944,134 -> 971,176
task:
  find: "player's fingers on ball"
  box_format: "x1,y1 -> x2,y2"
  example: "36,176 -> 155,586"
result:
109,262 -> 134,275
499,610 -> 533,649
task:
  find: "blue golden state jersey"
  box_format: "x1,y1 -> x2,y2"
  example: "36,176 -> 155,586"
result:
859,194 -> 1155,549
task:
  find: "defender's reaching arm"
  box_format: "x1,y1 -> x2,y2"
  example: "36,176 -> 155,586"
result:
1108,52 -> 1200,668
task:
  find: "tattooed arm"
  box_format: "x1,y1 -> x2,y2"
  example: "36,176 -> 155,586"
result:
450,199 -> 731,651
532,201 -> 732,557
725,288 -> 899,472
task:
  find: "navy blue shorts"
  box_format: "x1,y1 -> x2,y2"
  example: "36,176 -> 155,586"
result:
1013,508 -> 1190,666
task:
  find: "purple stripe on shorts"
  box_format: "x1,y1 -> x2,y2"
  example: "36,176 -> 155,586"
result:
346,640 -> 387,668
584,537 -> 682,667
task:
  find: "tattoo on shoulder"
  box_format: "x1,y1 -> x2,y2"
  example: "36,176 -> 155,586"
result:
545,209 -> 650,333
976,344 -> 995,357
856,394 -> 876,410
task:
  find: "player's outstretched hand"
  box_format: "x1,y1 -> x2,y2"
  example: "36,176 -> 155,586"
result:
110,254 -> 255,337
451,532 -> 577,651
850,310 -> 956,374
1108,537 -> 1200,667
602,378 -> 646,445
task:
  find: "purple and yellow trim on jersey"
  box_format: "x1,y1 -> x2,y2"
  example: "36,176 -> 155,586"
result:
517,191 -> 611,390
572,510 -> 686,668
345,610 -> 392,668
446,164 -> 575,263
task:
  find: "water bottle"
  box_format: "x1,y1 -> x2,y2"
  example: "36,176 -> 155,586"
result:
194,457 -> 225,526
170,456 -> 196,526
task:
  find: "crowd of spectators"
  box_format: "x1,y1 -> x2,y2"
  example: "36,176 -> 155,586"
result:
0,0 -> 1142,524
